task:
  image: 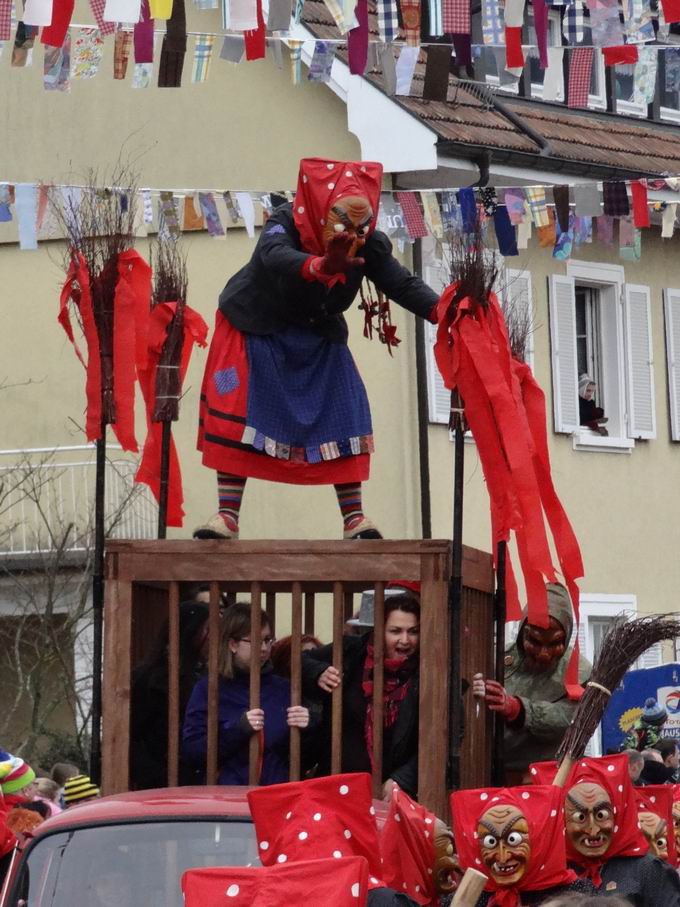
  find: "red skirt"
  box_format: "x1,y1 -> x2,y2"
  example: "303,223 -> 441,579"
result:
197,314 -> 370,485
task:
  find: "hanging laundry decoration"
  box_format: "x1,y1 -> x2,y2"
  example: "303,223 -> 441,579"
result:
308,39 -> 336,81
396,191 -> 428,240
567,46 -> 594,107
192,33 -> 214,80
41,0 -> 74,47
114,28 -> 133,78
72,28 -> 105,79
44,36 -> 71,91
158,0 -> 186,85
395,44 -> 419,95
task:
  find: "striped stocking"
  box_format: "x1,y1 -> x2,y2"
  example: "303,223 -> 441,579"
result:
217,472 -> 247,532
335,482 -> 365,531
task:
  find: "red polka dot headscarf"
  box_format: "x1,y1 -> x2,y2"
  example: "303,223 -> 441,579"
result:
247,773 -> 384,889
182,856 -> 369,905
292,158 -> 383,256
450,785 -> 575,907
529,754 -> 648,871
634,784 -> 677,866
379,784 -> 437,905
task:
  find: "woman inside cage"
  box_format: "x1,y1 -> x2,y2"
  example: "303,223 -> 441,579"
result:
302,591 -> 421,799
182,602 -> 309,785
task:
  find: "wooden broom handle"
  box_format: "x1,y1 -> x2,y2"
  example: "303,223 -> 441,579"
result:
553,756 -> 575,788
452,869 -> 488,907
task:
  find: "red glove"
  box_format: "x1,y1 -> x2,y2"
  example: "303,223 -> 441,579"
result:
302,233 -> 366,287
484,680 -> 522,722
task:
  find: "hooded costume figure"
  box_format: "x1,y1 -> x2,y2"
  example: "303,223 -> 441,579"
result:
476,583 -> 592,779
635,785 -> 677,866
449,784 -> 593,906
194,158 -> 438,541
247,773 -> 420,906
530,754 -> 680,906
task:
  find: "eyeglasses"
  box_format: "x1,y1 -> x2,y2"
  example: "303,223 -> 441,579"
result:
237,636 -> 275,647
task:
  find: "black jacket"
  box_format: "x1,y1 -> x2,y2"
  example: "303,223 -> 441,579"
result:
301,634 -> 419,797
218,204 -> 438,342
467,877 -> 596,906
596,853 -> 680,906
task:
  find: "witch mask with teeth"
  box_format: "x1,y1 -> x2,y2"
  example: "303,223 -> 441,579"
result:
451,785 -> 576,907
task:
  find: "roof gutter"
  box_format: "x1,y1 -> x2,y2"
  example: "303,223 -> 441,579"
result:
456,80 -> 553,158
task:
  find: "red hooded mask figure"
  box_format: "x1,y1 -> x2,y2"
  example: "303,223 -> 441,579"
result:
182,856 -> 369,906
635,785 -> 677,866
293,158 -> 383,257
379,785 -> 437,905
530,754 -> 647,885
451,785 -> 575,907
247,773 -> 384,888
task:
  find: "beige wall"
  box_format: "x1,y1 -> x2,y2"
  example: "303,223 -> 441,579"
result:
427,231 -> 680,617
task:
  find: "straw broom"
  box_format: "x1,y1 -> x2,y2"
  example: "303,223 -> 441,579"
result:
553,614 -> 680,787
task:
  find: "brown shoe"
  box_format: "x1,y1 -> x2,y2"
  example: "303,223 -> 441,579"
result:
343,517 -> 383,540
193,513 -> 239,540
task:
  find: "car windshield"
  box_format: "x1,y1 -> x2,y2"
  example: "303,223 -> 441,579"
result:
11,819 -> 259,907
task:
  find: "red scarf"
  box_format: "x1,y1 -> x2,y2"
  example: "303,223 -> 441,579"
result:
362,644 -> 416,769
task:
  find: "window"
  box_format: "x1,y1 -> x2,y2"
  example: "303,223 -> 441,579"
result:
660,49 -> 680,124
615,63 -> 648,118
549,260 -> 656,451
664,288 -> 680,441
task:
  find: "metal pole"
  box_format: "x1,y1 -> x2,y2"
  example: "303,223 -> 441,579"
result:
448,390 -> 465,792
413,239 -> 432,540
492,539 -> 507,786
157,421 -> 172,539
89,426 -> 107,785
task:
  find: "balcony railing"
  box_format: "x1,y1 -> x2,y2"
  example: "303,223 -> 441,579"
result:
0,445 -> 158,557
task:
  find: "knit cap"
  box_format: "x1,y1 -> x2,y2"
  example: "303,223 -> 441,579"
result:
642,698 -> 668,727
0,756 -> 36,795
63,774 -> 100,805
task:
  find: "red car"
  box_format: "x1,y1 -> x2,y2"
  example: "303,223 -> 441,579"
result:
0,787 -> 389,907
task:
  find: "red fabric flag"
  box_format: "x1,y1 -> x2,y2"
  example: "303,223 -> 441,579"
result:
602,44 -> 639,66
505,26 -> 524,69
661,0 -> 680,23
631,179 -> 650,228
244,0 -> 266,60
635,785 -> 678,867
567,47 -> 594,109
135,303 -> 208,527
379,786 -> 437,905
396,192 -> 428,240
41,0 -> 74,47
58,254 -> 103,443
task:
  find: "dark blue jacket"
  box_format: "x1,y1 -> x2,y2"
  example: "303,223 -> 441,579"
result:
182,668 -> 292,786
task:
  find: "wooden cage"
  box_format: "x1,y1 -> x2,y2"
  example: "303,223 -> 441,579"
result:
103,539 -> 495,818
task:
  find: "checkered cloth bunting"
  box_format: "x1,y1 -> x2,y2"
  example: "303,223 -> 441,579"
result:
442,0 -> 471,33
0,0 -> 12,41
603,181 -> 630,217
89,0 -> 116,36
563,0 -> 584,44
376,0 -> 399,43
524,187 -> 550,227
114,28 -> 133,78
567,46 -> 593,107
482,0 -> 504,43
192,33 -> 214,81
396,192 -> 428,239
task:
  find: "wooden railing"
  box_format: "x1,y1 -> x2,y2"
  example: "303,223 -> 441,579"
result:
103,539 -> 494,817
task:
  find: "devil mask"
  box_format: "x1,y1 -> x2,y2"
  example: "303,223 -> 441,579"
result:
478,804 -> 530,887
292,158 -> 383,257
520,617 -> 567,674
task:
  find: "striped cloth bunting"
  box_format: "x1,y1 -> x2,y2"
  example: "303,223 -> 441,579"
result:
323,0 -> 353,33
288,38 -> 303,83
90,0 -> 116,36
192,33 -> 214,81
376,0 -> 399,43
428,0 -> 444,35
567,46 -> 593,106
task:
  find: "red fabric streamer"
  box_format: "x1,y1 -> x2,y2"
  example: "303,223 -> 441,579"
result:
602,45 -> 639,66
58,253 -> 103,443
244,0 -> 266,60
433,285 -> 585,682
136,302 -> 208,527
635,785 -> 677,867
379,786 -> 437,905
505,27 -> 524,68
631,179 -> 650,228
41,0 -> 74,47
661,0 -> 680,23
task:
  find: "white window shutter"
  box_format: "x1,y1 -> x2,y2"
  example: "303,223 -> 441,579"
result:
623,284 -> 656,440
423,261 -> 452,425
636,644 -> 662,670
664,289 -> 680,441
504,268 -> 534,370
548,275 -> 579,433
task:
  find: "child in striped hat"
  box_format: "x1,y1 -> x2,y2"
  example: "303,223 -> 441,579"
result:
63,774 -> 100,807
0,755 -> 37,808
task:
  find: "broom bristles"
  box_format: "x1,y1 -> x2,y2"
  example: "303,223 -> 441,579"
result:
556,614 -> 680,762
